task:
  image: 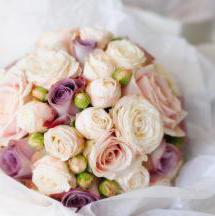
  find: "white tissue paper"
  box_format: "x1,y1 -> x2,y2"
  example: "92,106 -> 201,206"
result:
0,0 -> 215,216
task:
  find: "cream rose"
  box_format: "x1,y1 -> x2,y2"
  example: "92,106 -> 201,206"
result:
88,130 -> 133,180
32,155 -> 76,195
17,101 -> 55,133
136,71 -> 187,137
86,78 -> 121,108
36,30 -> 70,51
111,96 -> 163,154
116,164 -> 150,192
80,27 -> 113,49
83,49 -> 115,81
75,107 -> 113,140
44,125 -> 84,161
0,67 -> 32,146
17,49 -> 80,89
106,39 -> 146,69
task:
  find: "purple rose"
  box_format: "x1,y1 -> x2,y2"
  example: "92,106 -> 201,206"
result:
148,142 -> 182,184
61,189 -> 100,211
73,39 -> 96,64
48,76 -> 87,117
0,139 -> 34,179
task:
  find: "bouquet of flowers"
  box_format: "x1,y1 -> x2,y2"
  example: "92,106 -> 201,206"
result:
0,27 -> 187,212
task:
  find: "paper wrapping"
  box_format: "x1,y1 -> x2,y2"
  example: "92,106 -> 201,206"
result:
0,0 -> 215,215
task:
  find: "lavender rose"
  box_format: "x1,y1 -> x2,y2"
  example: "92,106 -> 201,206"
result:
146,141 -> 183,185
48,76 -> 87,117
61,188 -> 100,210
0,139 -> 34,179
73,39 -> 97,64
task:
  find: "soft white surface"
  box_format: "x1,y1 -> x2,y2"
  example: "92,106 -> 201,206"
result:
0,1 -> 215,216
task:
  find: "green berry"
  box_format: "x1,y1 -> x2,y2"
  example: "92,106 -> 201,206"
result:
112,68 -> 132,86
111,37 -> 124,41
28,132 -> 44,149
165,135 -> 185,148
74,92 -> 91,109
68,155 -> 87,174
99,179 -> 121,197
32,86 -> 48,102
77,171 -> 95,189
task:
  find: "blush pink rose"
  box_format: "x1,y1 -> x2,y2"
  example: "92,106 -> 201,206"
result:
89,130 -> 134,180
136,72 -> 187,137
0,68 -> 32,146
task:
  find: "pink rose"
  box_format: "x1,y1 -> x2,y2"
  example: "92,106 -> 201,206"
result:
0,68 -> 32,146
89,130 -> 134,180
135,71 -> 187,137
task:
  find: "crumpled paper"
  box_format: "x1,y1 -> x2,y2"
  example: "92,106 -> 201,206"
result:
0,0 -> 215,216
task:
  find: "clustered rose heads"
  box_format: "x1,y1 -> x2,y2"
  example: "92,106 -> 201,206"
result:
0,27 -> 187,211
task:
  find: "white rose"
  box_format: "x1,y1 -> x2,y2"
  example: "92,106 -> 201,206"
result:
106,39 -> 146,69
36,30 -> 69,51
83,49 -> 115,81
111,96 -> 163,154
32,155 -> 76,195
86,78 -> 121,108
17,101 -> 55,133
44,125 -> 84,161
80,27 -> 113,48
17,49 -> 80,89
75,107 -> 113,140
116,163 -> 150,192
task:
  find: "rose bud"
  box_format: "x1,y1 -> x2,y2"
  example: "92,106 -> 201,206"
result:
28,132 -> 44,150
86,78 -> 121,108
68,155 -> 87,174
77,171 -> 95,189
99,179 -> 121,197
74,92 -> 91,109
112,67 -> 132,86
32,86 -> 48,102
